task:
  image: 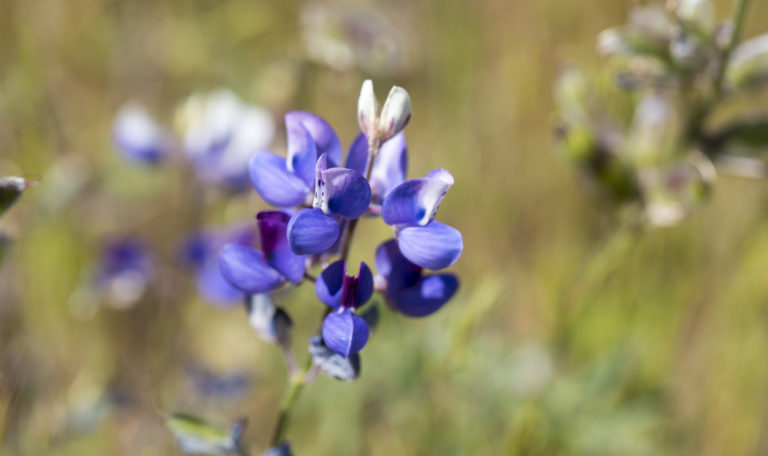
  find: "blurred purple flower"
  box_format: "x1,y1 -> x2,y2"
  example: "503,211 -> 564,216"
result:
95,238 -> 154,308
112,104 -> 171,165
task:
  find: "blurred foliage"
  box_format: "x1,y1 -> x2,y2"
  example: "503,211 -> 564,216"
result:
2,0 -> 768,455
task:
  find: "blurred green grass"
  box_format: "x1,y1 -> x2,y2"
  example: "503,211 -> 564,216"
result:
2,0 -> 768,454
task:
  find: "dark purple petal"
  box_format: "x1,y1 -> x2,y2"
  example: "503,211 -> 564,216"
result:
371,132 -> 407,201
394,274 -> 459,317
319,168 -> 371,219
322,309 -> 369,357
218,244 -> 284,294
354,262 -> 374,306
249,152 -> 310,208
197,260 -> 243,306
397,221 -> 463,270
315,260 -> 347,309
285,111 -> 342,167
257,211 -> 305,284
381,169 -> 454,226
113,104 -> 167,165
285,121 -> 318,188
374,239 -> 422,297
286,208 -> 341,255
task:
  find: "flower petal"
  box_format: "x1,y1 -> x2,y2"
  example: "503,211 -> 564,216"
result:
197,260 -> 244,306
344,133 -> 369,175
371,132 -> 408,202
286,208 -> 340,255
397,221 -> 463,270
394,274 -> 458,317
218,244 -> 284,294
381,170 -> 454,226
315,260 -> 347,309
374,239 -> 422,297
249,152 -> 310,208
113,104 -> 167,164
257,211 -> 305,284
354,262 -> 374,306
320,168 -> 371,219
285,121 -> 318,188
322,309 -> 369,357
285,111 -> 342,167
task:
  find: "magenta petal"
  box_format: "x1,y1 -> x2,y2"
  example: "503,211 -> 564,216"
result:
218,244 -> 284,294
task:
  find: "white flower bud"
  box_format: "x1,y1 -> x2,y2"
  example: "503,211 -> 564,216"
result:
357,79 -> 379,139
378,86 -> 411,141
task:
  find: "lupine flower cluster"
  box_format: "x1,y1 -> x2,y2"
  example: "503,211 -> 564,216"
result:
219,79 -> 463,358
554,0 -> 768,226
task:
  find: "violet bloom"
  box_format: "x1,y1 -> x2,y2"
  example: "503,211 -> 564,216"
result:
112,104 -> 170,165
218,211 -> 305,294
286,153 -> 371,254
181,225 -> 256,306
345,131 -> 407,205
375,239 -> 458,317
381,169 -> 463,270
95,238 -> 154,308
177,89 -> 276,191
315,261 -> 374,356
249,111 -> 343,208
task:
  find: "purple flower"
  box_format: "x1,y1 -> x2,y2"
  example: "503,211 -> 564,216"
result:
178,89 -> 276,191
345,131 -> 407,205
112,104 -> 170,165
285,154 -> 371,255
249,111 -> 342,207
375,239 -> 459,317
315,260 -> 374,356
218,211 -> 306,294
180,224 -> 256,306
95,238 -> 154,307
381,169 -> 463,269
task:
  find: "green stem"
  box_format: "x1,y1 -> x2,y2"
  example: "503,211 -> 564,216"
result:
713,0 -> 753,98
269,356 -> 313,447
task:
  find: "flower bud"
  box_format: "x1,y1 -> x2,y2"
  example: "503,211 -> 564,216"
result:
725,34 -> 768,91
378,86 -> 412,141
674,0 -> 715,34
0,176 -> 27,217
357,79 -> 379,139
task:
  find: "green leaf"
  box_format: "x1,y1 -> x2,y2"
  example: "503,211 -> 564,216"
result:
166,413 -> 247,455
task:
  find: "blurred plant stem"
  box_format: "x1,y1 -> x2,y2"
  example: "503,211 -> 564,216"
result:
554,220 -> 643,360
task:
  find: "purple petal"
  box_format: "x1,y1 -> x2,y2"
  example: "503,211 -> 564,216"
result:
249,152 -> 310,208
318,168 -> 371,219
286,208 -> 341,255
371,132 -> 407,201
285,121 -> 318,188
113,104 -> 167,165
257,211 -> 305,284
315,260 -> 346,308
381,169 -> 454,226
345,133 -> 369,175
218,244 -> 284,294
375,239 -> 422,297
397,221 -> 463,270
322,309 -> 369,357
285,111 -> 342,167
197,260 -> 244,306
394,274 -> 459,317
354,262 -> 374,306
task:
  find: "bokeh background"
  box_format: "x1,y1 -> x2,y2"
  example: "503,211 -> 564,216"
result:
2,0 -> 768,454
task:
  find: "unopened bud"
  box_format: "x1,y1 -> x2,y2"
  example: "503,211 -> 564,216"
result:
357,79 -> 379,139
378,86 -> 412,141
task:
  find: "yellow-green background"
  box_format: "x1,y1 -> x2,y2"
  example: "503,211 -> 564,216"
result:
2,0 -> 768,454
